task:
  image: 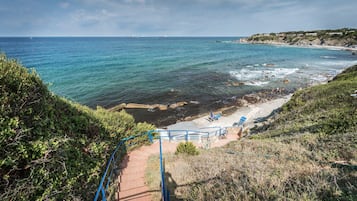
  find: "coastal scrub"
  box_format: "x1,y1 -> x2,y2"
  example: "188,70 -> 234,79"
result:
145,65 -> 357,200
0,54 -> 154,200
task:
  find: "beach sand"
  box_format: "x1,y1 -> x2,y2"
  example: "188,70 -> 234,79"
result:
167,94 -> 292,131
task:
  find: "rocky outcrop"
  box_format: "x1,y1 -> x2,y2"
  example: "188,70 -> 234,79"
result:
241,28 -> 357,49
168,101 -> 188,109
243,94 -> 261,104
110,101 -> 188,111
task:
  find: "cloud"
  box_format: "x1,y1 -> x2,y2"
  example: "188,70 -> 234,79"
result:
60,2 -> 70,9
123,0 -> 146,4
0,0 -> 356,36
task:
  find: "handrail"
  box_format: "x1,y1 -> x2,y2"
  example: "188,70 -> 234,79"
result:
94,126 -> 236,201
93,132 -> 152,201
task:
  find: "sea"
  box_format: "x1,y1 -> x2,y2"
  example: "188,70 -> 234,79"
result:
1,37 -> 356,125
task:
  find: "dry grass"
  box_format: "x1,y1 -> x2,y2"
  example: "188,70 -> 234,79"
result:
146,134 -> 356,201
145,65 -> 357,200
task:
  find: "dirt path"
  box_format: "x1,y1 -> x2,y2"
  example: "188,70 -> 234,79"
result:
117,133 -> 239,201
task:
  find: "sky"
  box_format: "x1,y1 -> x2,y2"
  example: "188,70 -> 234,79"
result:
1,0 -> 357,36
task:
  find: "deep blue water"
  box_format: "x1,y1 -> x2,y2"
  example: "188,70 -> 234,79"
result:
1,37 -> 356,108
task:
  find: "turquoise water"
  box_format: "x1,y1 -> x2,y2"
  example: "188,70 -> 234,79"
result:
1,37 -> 356,108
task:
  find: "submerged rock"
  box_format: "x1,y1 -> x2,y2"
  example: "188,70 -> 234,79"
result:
226,81 -> 245,87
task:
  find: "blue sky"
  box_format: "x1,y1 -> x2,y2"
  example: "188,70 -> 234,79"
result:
1,0 -> 357,36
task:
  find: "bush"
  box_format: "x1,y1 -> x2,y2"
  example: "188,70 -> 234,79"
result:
0,54 -> 155,200
175,142 -> 199,155
252,65 -> 357,137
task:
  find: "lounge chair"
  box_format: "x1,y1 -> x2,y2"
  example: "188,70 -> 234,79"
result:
233,116 -> 247,127
208,111 -> 221,121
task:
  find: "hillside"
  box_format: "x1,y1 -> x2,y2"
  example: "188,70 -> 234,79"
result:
146,65 -> 357,200
241,28 -> 357,48
252,65 -> 357,137
0,54 -> 154,200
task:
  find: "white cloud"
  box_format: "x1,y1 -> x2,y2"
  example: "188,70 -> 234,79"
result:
60,2 -> 70,9
1,0 -> 357,36
124,0 -> 146,4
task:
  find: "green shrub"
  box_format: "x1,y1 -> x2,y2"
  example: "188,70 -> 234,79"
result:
252,64 -> 357,138
175,142 -> 199,155
0,54 -> 155,200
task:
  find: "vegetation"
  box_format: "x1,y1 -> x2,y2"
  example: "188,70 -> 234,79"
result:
146,65 -> 357,200
175,142 -> 199,156
245,28 -> 357,47
252,65 -> 357,138
0,54 -> 155,200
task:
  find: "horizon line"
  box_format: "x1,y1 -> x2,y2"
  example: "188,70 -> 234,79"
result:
0,35 -> 246,38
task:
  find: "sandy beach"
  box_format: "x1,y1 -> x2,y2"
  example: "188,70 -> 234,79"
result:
167,94 -> 292,131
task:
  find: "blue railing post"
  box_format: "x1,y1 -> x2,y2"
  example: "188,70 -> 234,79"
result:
148,131 -> 153,143
101,188 -> 106,201
95,127 -> 227,201
159,136 -> 166,201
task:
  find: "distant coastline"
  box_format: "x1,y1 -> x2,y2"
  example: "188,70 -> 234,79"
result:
240,40 -> 357,52
1,36 -> 356,127
239,28 -> 357,53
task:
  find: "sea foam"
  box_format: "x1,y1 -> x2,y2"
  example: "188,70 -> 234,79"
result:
229,67 -> 299,86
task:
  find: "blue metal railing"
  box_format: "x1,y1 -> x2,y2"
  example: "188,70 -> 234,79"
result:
159,136 -> 170,201
93,132 -> 153,201
93,121 -> 248,201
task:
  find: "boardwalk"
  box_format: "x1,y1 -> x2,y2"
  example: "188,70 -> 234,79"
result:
117,133 -> 239,201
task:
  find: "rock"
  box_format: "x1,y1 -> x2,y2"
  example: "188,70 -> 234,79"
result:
352,51 -> 356,55
189,101 -> 200,104
109,103 -> 126,111
236,98 -> 248,107
124,103 -> 168,110
158,104 -> 168,111
231,82 -> 245,87
125,103 -> 152,109
226,81 -> 244,87
243,94 -> 261,104
151,104 -> 168,111
177,101 -> 188,107
169,101 -> 187,109
283,79 -> 290,84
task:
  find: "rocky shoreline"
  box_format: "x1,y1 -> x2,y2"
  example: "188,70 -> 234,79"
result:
110,88 -> 294,127
240,38 -> 357,53
240,28 -> 357,54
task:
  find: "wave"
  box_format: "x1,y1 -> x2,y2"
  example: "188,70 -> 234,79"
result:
320,55 -> 337,59
314,60 -> 357,67
229,67 -> 299,81
244,81 -> 270,86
